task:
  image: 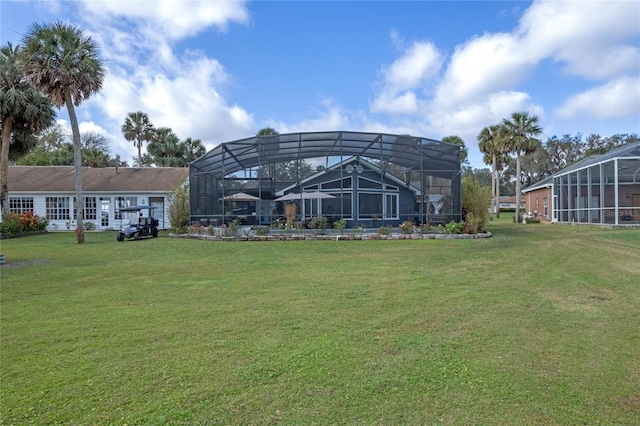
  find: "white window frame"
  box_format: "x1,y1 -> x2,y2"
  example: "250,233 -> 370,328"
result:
46,197 -> 71,220
8,197 -> 34,214
384,193 -> 399,219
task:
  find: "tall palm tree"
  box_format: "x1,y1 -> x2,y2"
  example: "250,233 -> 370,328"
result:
1,41 -> 55,215
256,127 -> 279,179
478,124 -> 507,218
21,22 -> 105,243
121,111 -> 154,167
501,112 -> 542,223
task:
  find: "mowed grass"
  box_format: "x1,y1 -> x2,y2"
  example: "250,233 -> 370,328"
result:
1,218 -> 639,425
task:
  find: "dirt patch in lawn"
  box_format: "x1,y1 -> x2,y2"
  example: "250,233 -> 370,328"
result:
0,258 -> 51,268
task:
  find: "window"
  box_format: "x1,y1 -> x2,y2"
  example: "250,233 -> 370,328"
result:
321,177 -> 352,189
324,193 -> 352,218
72,197 -> 98,220
46,197 -> 70,220
543,198 -> 548,217
115,197 -> 137,219
358,177 -> 382,189
384,193 -> 398,219
84,197 -> 97,220
8,197 -> 34,214
358,193 -> 382,219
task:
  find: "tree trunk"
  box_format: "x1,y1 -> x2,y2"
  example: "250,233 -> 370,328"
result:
137,141 -> 142,167
496,170 -> 501,219
491,153 -> 497,217
515,149 -> 522,224
65,90 -> 84,243
0,117 -> 14,217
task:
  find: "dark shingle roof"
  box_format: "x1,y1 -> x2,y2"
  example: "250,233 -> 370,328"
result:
8,166 -> 188,192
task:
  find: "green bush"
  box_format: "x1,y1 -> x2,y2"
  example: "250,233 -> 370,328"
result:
84,221 -> 96,230
333,219 -> 347,234
398,220 -> 415,234
309,216 -> 328,230
0,213 -> 22,238
462,176 -> 491,232
167,180 -> 189,233
445,221 -> 465,234
378,225 -> 392,235
254,226 -> 269,236
0,211 -> 48,238
464,212 -> 482,234
227,218 -> 241,236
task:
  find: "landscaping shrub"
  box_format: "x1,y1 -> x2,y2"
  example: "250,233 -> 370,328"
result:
167,180 -> 189,233
333,219 -> 347,234
309,216 -> 328,232
445,220 -> 465,234
462,176 -> 491,232
464,212 -> 482,234
398,220 -> 415,234
0,211 -> 48,238
378,225 -> 392,235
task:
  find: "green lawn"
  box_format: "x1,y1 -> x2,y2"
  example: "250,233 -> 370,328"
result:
1,218 -> 639,425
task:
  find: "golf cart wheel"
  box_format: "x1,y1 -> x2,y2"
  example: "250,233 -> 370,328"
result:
134,232 -> 140,240
153,231 -> 158,238
117,233 -> 125,242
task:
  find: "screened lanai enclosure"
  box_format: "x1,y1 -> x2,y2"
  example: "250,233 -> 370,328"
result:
189,131 -> 461,228
553,142 -> 640,225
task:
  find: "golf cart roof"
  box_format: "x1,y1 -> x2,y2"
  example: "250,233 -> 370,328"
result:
120,205 -> 156,212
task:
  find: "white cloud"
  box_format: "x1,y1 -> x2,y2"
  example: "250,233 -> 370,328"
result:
95,54 -> 255,154
518,0 -> 640,80
555,77 -> 640,120
371,0 -> 638,168
268,99 -> 350,134
432,32 -> 533,110
371,40 -> 442,115
79,121 -> 108,135
79,0 -> 250,41
65,0 -> 255,162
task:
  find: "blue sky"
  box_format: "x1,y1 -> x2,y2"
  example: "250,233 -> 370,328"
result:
2,0 -> 639,168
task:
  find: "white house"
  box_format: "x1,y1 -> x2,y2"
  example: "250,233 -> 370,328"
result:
6,166 -> 188,230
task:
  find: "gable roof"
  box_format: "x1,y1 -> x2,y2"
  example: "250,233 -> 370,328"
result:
554,141 -> 640,177
277,156 -> 422,195
521,175 -> 553,193
8,166 -> 188,193
521,142 -> 640,193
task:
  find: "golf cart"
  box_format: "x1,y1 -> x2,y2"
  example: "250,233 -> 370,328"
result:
116,206 -> 159,241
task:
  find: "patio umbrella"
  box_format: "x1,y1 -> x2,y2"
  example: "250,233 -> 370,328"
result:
274,192 -> 303,202
301,191 -> 335,199
219,192 -> 260,201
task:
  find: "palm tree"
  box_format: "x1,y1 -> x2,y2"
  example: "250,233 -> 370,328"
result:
21,22 -> 105,243
181,137 -> 205,166
256,127 -> 279,179
0,41 -> 55,215
148,127 -> 181,167
478,124 -> 507,218
121,111 -> 154,167
501,112 -> 542,223
441,135 -> 468,164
